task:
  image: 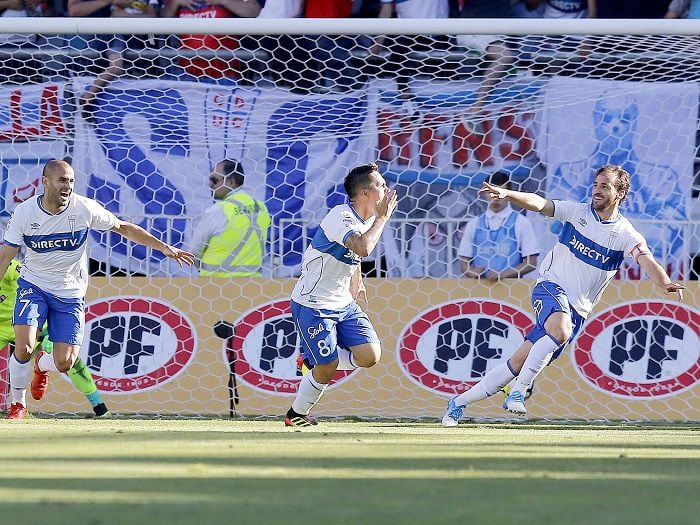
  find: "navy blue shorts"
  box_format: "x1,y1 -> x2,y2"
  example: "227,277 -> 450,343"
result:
525,281 -> 585,360
14,278 -> 85,346
291,300 -> 380,366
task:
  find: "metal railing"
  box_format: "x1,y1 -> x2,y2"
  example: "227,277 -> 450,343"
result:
91,214 -> 700,279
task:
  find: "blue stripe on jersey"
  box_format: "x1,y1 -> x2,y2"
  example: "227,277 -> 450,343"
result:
559,222 -> 624,271
23,229 -> 89,253
342,229 -> 359,244
311,227 -> 360,265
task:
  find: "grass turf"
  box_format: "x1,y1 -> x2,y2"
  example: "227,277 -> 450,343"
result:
0,418 -> 698,524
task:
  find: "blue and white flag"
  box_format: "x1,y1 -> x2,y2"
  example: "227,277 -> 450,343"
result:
72,79 -> 376,275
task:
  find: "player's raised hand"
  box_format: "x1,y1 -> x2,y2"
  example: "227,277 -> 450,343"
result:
479,181 -> 509,200
161,246 -> 197,267
377,189 -> 398,219
664,281 -> 685,302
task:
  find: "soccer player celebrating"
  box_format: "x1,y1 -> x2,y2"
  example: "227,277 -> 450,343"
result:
0,258 -> 110,417
284,162 -> 397,427
442,165 -> 684,425
0,159 -> 196,419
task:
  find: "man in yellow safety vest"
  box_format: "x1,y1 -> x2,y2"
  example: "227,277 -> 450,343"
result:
191,159 -> 271,277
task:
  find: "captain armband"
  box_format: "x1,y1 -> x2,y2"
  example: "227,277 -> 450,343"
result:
630,243 -> 651,263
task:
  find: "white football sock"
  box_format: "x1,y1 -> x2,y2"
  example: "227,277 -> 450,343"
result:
291,372 -> 328,415
454,362 -> 516,406
9,353 -> 31,406
38,352 -> 58,372
336,347 -> 358,371
510,335 -> 559,395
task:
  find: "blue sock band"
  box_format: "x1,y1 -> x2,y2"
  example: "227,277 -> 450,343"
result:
86,390 -> 102,407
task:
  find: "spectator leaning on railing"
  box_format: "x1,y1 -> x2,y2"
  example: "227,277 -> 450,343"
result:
161,0 -> 261,80
69,0 -> 159,123
665,0 -> 700,18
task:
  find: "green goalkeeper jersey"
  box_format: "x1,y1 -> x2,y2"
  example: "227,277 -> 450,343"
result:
0,258 -> 22,324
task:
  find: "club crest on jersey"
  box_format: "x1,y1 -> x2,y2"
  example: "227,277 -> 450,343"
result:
341,212 -> 354,227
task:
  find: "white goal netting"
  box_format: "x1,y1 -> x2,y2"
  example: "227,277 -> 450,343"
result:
0,19 -> 698,422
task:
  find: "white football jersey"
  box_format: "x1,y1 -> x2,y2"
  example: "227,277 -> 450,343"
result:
538,201 -> 647,318
3,194 -> 117,298
291,204 -> 374,309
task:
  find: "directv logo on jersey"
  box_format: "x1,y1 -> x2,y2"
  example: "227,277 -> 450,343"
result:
560,222 -> 623,271
29,238 -> 80,250
24,229 -> 89,253
568,235 -> 610,264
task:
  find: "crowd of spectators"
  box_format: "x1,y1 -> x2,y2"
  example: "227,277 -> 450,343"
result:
1,0 -> 698,279
0,0 -> 692,89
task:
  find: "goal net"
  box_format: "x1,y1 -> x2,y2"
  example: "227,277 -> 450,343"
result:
0,18 -> 698,422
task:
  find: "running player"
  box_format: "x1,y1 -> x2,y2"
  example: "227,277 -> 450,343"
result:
442,165 -> 684,425
284,162 -> 397,427
0,159 -> 196,419
0,258 -> 111,417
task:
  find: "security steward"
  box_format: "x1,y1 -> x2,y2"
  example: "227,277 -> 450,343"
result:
191,159 -> 271,277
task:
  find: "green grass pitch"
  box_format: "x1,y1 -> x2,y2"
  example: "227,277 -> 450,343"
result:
0,418 -> 698,524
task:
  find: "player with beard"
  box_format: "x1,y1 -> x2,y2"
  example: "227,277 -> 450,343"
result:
442,165 -> 684,425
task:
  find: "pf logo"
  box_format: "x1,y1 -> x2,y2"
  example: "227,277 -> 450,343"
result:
574,301 -> 700,398
397,299 -> 533,394
229,300 -> 356,394
84,297 -> 197,393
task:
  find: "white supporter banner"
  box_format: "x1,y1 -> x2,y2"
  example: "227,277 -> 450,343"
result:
72,79 -> 377,276
0,83 -> 68,234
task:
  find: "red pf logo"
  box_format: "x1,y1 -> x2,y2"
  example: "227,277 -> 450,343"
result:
229,300 -> 356,394
84,297 -> 197,393
573,301 -> 700,398
397,299 -> 533,394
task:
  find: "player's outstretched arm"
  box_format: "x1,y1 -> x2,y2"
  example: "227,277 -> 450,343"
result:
479,182 -> 554,217
0,243 -> 20,282
111,220 -> 197,267
637,252 -> 685,301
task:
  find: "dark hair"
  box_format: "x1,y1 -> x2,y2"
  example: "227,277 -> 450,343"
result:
595,165 -> 630,203
488,171 -> 511,189
344,162 -> 379,200
219,159 -> 245,187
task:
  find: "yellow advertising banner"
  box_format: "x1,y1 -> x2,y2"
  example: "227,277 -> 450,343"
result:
24,278 -> 700,422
